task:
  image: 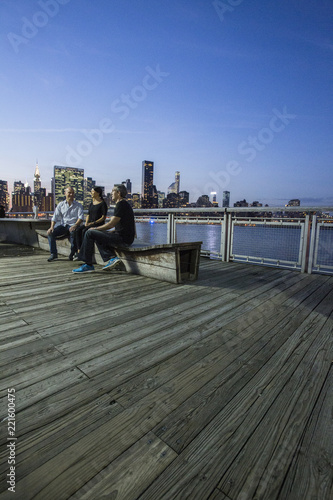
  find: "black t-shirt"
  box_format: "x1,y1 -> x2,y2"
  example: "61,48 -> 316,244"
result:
88,200 -> 108,225
114,199 -> 135,244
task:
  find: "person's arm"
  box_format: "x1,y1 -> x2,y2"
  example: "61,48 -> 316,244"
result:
47,220 -> 56,235
88,215 -> 120,231
47,204 -> 61,235
69,218 -> 83,232
93,214 -> 106,225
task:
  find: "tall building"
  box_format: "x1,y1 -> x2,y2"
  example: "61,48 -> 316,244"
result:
122,179 -> 132,196
223,191 -> 230,208
164,192 -> 179,208
196,195 -> 211,207
168,171 -> 180,195
157,191 -> 165,208
141,160 -> 155,208
179,190 -> 189,207
83,177 -> 96,209
12,182 -> 33,212
34,162 -> 41,198
132,193 -> 141,209
122,179 -> 132,204
14,181 -> 25,194
0,180 -> 9,211
53,166 -> 84,206
40,193 -> 54,212
211,192 -> 218,207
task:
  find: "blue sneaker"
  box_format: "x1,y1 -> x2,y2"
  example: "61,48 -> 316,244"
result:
103,257 -> 121,270
72,264 -> 95,273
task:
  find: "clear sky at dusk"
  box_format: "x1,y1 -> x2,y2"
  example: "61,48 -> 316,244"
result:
0,0 -> 332,206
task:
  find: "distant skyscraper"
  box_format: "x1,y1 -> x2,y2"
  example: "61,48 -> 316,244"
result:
179,190 -> 189,206
14,181 -> 25,194
122,179 -> 132,204
84,177 -> 96,209
12,182 -> 33,213
196,194 -> 211,207
223,191 -> 230,208
40,193 -> 53,212
157,191 -> 165,208
122,179 -> 132,196
34,162 -> 41,195
53,166 -> 84,206
211,192 -> 218,207
0,180 -> 9,211
141,160 -> 155,208
33,162 -> 43,207
132,193 -> 141,208
165,192 -> 179,208
175,171 -> 180,194
168,171 -> 180,195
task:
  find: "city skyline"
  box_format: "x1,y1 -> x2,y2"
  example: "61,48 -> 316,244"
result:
1,1 -> 332,206
0,161 -> 316,209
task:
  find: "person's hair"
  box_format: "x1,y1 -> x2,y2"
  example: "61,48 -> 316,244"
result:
93,186 -> 104,199
114,184 -> 127,198
65,186 -> 75,194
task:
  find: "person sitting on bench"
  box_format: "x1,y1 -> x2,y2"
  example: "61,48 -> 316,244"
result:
73,186 -> 108,259
47,186 -> 84,262
72,184 -> 135,273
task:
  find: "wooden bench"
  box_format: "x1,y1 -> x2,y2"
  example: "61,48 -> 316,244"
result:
36,230 -> 201,284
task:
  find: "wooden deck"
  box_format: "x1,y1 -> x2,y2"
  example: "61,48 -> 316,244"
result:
0,243 -> 332,500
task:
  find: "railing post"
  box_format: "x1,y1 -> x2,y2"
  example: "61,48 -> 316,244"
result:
220,209 -> 228,261
307,214 -> 317,274
167,213 -> 176,244
226,210 -> 232,262
301,214 -> 310,273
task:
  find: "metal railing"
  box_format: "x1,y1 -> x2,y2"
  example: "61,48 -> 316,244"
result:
2,207 -> 332,275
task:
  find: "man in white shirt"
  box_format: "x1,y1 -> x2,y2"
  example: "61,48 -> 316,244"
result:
47,186 -> 84,262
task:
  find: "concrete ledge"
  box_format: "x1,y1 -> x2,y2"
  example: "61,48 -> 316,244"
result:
0,219 -> 50,247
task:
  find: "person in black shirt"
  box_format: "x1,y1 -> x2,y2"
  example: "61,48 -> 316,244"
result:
73,186 -> 108,257
73,184 -> 135,273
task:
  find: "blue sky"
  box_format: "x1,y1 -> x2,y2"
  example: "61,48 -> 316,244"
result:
0,0 -> 332,206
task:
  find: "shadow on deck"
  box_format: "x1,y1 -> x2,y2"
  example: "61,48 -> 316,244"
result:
0,246 -> 332,499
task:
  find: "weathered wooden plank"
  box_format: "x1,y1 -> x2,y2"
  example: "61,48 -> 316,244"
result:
69,432 -> 177,500
151,304 -> 306,453
0,394 -> 123,491
152,277 -> 333,451
208,490 -> 232,500
6,276 -> 164,314
0,367 -> 87,422
277,343 -> 333,500
0,340 -> 61,376
0,318 -> 27,333
217,314 -> 333,500
137,303 -> 333,499
75,269 -> 293,379
0,250 -> 332,500
3,394 -> 171,498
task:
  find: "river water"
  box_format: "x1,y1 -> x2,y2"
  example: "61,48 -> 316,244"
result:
136,221 -> 333,266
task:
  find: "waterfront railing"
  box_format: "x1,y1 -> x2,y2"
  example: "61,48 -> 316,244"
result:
2,207 -> 332,275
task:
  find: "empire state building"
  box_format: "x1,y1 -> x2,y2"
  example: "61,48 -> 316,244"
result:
34,162 -> 41,201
